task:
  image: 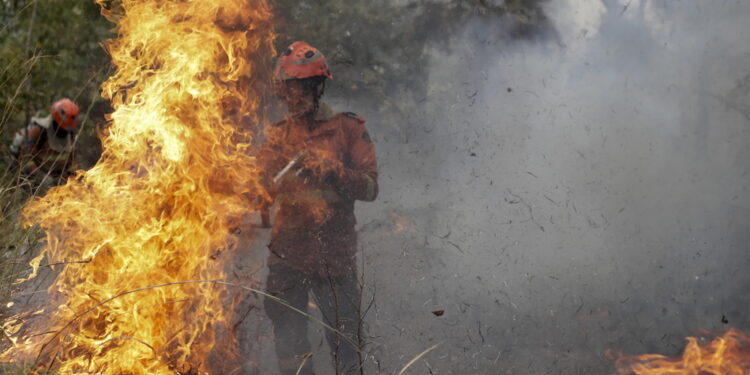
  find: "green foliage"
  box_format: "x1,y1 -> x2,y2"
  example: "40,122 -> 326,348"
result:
1,0 -> 113,166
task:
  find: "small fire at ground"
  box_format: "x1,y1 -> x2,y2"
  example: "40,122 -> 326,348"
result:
2,0 -> 274,373
613,328 -> 750,375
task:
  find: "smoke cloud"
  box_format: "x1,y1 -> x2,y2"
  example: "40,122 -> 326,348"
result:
326,0 -> 750,373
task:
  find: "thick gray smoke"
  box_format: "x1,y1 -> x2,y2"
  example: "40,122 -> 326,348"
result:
234,1 -> 750,373
339,0 -> 750,373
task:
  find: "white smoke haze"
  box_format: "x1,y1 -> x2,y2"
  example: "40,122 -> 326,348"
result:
332,0 -> 750,373
232,0 -> 750,373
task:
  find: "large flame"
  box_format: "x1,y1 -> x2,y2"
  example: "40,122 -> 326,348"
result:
614,329 -> 750,375
2,0 -> 274,373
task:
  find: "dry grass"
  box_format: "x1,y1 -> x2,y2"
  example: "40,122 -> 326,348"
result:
1,62 -> 30,310
0,56 -> 46,374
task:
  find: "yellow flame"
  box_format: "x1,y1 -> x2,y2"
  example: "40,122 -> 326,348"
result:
615,329 -> 750,375
3,1 -> 274,373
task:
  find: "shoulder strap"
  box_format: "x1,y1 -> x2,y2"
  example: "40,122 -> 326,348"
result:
341,112 -> 365,123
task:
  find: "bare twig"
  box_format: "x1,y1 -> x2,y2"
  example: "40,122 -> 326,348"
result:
327,274 -> 342,374
32,279 -> 361,367
23,1 -> 38,57
396,341 -> 445,375
98,335 -> 157,356
230,303 -> 254,334
40,259 -> 92,268
508,190 -> 545,232
23,0 -> 38,101
295,353 -> 312,375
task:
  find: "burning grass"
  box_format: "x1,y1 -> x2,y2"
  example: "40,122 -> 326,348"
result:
2,1 -> 276,373
614,329 -> 750,375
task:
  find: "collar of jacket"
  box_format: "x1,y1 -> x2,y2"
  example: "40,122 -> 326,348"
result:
280,101 -> 337,129
313,101 -> 337,122
31,115 -> 53,129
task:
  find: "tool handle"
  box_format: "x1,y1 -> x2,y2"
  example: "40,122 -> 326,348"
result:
272,150 -> 307,184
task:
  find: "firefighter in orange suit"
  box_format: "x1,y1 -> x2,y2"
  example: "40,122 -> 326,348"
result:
257,41 -> 378,375
9,98 -> 79,190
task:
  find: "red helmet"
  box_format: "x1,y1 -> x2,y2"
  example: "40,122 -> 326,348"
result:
274,41 -> 333,81
50,98 -> 79,130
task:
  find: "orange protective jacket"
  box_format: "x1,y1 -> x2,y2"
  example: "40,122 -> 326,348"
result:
257,102 -> 378,276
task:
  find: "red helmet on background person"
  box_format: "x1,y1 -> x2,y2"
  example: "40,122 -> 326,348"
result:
50,98 -> 79,130
274,41 -> 333,81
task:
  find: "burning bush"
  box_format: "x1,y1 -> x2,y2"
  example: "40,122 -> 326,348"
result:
2,1 -> 275,373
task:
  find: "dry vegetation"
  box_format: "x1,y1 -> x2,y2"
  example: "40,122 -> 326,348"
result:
0,58 -> 40,374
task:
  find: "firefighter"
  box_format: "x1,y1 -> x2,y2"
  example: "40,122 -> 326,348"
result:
9,98 -> 79,190
257,41 -> 378,375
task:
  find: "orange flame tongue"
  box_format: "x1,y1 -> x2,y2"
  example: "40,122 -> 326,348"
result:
615,329 -> 750,375
4,1 -> 274,373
